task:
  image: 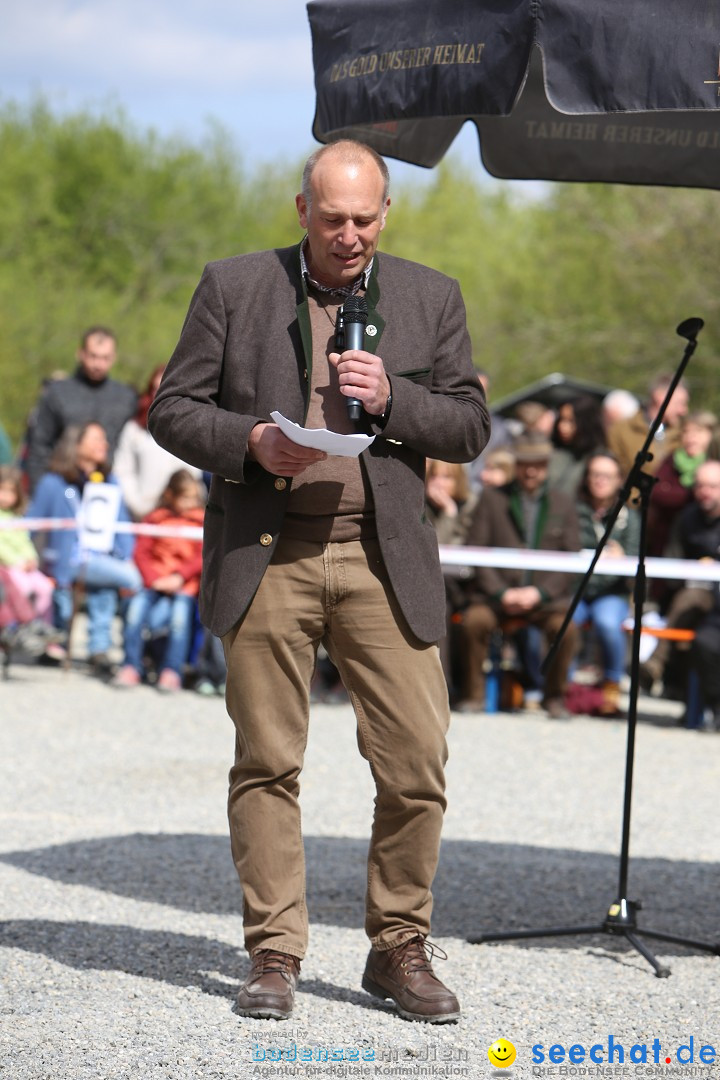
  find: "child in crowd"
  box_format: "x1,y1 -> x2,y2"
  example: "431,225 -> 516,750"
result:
0,465 -> 55,622
479,448 -> 516,489
0,465 -> 65,660
113,469 -> 204,692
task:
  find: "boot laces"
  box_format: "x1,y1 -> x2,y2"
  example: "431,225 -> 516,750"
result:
398,935 -> 448,974
253,949 -> 300,977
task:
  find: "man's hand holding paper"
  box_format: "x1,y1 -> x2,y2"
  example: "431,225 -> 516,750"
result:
269,411 -> 375,458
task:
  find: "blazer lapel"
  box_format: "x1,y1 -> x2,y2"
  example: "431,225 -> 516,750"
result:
292,244 -> 314,421
363,260 -> 385,355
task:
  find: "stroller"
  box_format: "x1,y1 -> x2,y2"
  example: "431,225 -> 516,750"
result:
0,566 -> 61,678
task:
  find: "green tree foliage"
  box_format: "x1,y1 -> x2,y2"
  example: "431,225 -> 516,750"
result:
0,101 -> 300,442
388,166 -> 720,409
1,100 -> 719,448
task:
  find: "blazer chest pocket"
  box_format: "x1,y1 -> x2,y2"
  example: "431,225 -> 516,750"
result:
395,367 -> 432,386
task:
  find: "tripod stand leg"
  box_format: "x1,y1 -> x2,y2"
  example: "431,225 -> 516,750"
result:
624,930 -> 670,978
467,325 -> 717,982
637,927 -> 720,954
468,924 -> 605,944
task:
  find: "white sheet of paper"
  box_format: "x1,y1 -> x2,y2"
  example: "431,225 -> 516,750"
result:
270,411 -> 375,458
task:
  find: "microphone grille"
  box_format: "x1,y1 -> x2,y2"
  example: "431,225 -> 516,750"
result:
342,295 -> 368,324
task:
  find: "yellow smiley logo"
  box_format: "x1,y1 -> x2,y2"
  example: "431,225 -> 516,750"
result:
488,1039 -> 517,1068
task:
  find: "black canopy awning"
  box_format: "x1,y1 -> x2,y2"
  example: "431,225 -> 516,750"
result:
308,0 -> 720,188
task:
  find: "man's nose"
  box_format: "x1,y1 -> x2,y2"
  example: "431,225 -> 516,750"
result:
339,220 -> 358,246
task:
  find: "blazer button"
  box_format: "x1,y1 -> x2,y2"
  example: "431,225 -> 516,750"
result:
274,477 -> 287,491
259,533 -> 273,546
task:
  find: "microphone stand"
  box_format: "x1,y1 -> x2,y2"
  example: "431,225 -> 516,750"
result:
467,317 -> 720,977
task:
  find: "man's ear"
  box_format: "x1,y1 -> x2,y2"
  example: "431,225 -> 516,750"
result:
296,193 -> 309,230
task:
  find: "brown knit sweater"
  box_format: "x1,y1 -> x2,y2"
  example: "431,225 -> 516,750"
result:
282,291 -> 376,542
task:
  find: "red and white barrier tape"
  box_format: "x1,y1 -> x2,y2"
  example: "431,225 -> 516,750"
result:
2,516 -> 719,583
2,518 -> 204,539
438,545 -> 720,583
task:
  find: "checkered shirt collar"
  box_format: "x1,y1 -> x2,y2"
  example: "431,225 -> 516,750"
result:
300,237 -> 373,298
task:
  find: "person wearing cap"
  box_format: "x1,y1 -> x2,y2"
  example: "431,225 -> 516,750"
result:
457,431 -> 581,719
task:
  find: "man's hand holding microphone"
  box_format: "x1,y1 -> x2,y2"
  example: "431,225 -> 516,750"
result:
248,296 -> 389,476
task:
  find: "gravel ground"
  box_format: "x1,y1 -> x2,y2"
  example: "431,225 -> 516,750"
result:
1,655 -> 719,1080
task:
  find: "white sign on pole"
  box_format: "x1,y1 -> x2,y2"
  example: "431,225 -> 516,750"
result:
78,482 -> 122,554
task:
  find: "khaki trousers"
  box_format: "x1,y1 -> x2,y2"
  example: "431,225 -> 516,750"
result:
222,535 -> 450,959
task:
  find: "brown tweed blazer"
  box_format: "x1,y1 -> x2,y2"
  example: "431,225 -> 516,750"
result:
149,243 -> 489,641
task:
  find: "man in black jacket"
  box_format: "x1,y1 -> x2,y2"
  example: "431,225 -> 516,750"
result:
24,326 -> 137,491
640,460 -> 720,691
688,580 -> 720,730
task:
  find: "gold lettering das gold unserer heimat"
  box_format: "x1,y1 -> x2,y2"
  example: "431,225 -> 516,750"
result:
329,42 -> 485,83
524,118 -> 720,149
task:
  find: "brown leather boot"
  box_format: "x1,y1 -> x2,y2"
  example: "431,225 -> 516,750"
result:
236,949 -> 301,1020
362,935 -> 460,1023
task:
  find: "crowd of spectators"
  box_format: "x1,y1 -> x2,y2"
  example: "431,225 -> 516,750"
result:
1,327 -> 720,729
0,327 -> 223,694
424,370 -> 720,730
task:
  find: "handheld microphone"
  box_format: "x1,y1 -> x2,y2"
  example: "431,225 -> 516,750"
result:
341,295 -> 368,422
